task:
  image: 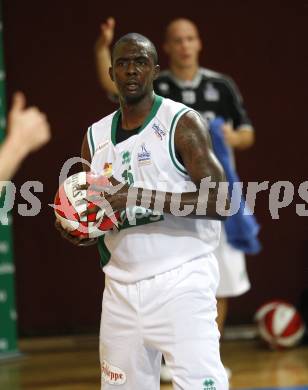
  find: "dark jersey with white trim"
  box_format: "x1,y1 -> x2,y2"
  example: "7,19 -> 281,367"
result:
154,68 -> 253,130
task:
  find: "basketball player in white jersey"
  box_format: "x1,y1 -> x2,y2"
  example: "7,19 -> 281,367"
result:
57,33 -> 229,389
95,20 -> 254,354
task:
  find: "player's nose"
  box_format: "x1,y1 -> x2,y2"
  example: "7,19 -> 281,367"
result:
126,61 -> 137,75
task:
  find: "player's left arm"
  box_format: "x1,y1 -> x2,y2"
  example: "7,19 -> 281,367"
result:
222,77 -> 255,150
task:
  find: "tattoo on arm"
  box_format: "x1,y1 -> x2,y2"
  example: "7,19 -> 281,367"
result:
175,111 -> 226,186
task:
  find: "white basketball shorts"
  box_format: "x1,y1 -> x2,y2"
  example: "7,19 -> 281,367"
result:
99,254 -> 229,389
215,227 -> 250,298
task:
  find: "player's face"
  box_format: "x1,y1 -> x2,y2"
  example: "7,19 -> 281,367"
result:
164,20 -> 202,69
110,41 -> 159,103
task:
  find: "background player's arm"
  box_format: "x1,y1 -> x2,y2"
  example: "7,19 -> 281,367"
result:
0,92 -> 50,183
99,112 -> 228,221
222,77 -> 255,150
222,123 -> 254,150
95,17 -> 118,96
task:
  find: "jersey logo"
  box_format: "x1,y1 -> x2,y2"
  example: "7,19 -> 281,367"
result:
203,377 -> 216,390
95,140 -> 109,154
137,143 -> 151,166
204,83 -> 219,101
152,122 -> 166,140
102,162 -> 112,177
101,360 -> 126,385
181,90 -> 196,105
121,150 -> 131,165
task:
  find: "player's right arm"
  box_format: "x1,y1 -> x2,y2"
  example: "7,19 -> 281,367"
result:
54,133 -> 97,246
95,17 -> 118,96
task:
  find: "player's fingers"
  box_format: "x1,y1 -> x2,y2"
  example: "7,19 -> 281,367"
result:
77,238 -> 98,247
76,184 -> 89,191
87,184 -> 110,193
108,176 -> 122,186
55,219 -> 65,232
55,220 -> 72,237
10,91 -> 26,113
55,220 -> 87,246
86,194 -> 102,203
107,17 -> 115,28
80,204 -> 101,218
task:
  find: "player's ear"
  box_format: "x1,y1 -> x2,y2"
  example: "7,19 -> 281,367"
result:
153,64 -> 160,80
109,67 -> 114,82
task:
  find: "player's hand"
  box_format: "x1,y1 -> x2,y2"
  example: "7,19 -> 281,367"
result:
82,176 -> 130,219
54,220 -> 98,247
95,17 -> 115,50
102,176 -> 133,212
221,122 -> 240,148
7,92 -> 51,155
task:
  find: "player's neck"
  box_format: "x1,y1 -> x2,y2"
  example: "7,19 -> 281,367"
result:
120,93 -> 155,130
169,64 -> 199,82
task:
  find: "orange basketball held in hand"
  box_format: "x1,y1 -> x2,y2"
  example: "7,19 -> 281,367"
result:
53,171 -> 120,239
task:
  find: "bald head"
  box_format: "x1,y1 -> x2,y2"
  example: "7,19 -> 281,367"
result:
112,33 -> 158,65
109,32 -> 160,104
165,18 -> 200,42
163,18 -> 202,70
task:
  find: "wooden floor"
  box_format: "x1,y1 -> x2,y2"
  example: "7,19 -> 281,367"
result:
0,335 -> 307,389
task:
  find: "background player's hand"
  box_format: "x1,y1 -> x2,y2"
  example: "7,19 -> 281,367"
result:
54,220 -> 98,247
95,17 -> 115,50
221,122 -> 240,148
7,92 -> 51,156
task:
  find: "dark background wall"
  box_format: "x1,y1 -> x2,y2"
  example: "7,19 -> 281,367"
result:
2,0 -> 308,335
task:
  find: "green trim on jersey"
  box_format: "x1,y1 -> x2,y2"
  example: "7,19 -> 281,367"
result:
87,126 -> 95,158
139,94 -> 163,132
110,94 -> 163,145
168,108 -> 190,175
98,236 -> 111,267
111,110 -> 121,145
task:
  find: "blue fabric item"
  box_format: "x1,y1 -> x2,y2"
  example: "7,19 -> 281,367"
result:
209,117 -> 261,254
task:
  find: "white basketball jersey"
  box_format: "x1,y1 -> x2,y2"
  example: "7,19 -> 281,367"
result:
88,95 -> 221,283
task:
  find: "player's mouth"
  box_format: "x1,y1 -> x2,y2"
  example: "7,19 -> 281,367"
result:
126,80 -> 139,91
180,53 -> 192,60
